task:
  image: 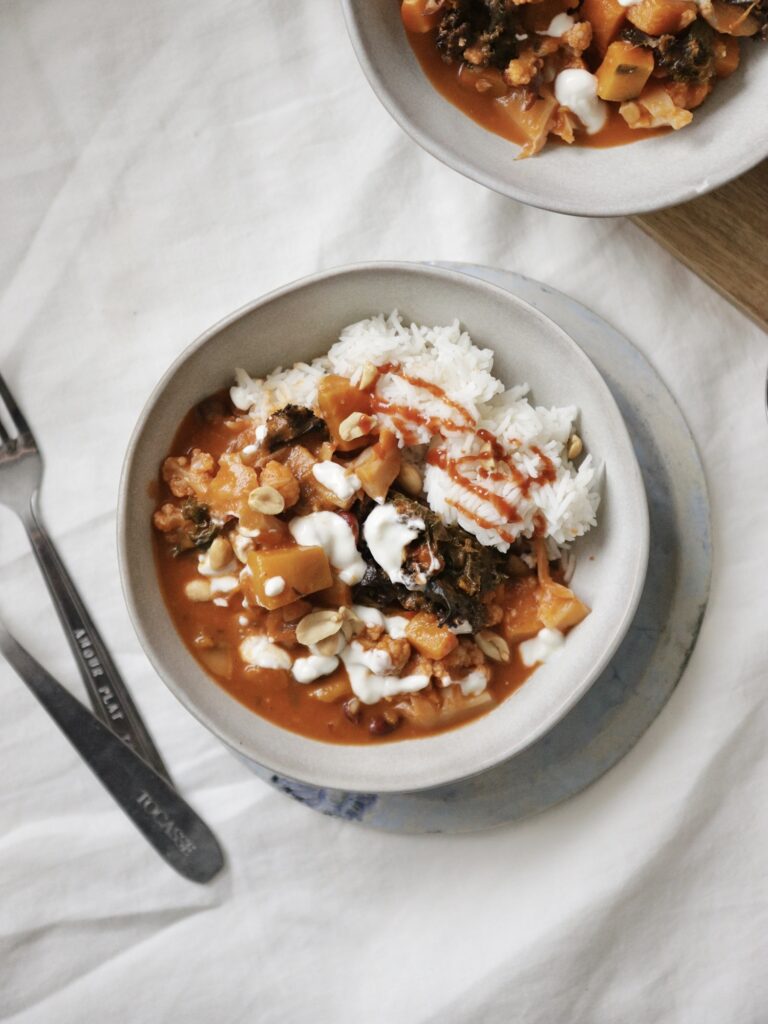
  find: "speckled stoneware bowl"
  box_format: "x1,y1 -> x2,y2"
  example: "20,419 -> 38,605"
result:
118,262 -> 648,793
340,1 -> 768,217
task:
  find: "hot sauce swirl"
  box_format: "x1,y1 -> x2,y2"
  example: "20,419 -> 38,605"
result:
371,363 -> 557,543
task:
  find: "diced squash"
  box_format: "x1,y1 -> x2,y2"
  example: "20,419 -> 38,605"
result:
317,374 -> 374,452
538,581 -> 590,631
348,429 -> 402,502
315,577 -> 353,609
498,88 -> 559,158
406,612 -> 459,660
502,576 -> 544,643
714,34 -> 740,76
247,546 -> 333,610
581,0 -> 627,56
400,0 -> 441,33
702,0 -> 759,35
596,41 -> 654,101
626,0 -> 697,36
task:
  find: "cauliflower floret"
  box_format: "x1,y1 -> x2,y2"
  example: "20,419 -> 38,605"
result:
162,449 -> 215,499
620,84 -> 694,130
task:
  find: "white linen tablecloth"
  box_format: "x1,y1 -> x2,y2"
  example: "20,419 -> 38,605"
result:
1,2 -> 766,1021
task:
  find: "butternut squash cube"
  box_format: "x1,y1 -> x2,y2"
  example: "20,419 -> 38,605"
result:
502,576 -> 544,643
538,582 -> 590,631
626,0 -> 697,36
348,429 -> 402,502
317,374 -> 374,452
596,41 -> 655,102
581,0 -> 627,55
315,577 -> 353,609
247,546 -> 333,610
406,612 -> 459,660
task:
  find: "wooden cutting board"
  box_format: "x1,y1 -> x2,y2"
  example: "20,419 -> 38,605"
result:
632,159 -> 768,330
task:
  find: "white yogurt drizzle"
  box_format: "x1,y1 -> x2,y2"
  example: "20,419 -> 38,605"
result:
198,550 -> 238,577
554,69 -> 608,135
362,504 -> 424,589
292,654 -> 339,683
350,605 -> 409,639
239,634 -> 292,670
341,642 -> 431,705
288,512 -> 366,585
210,575 -> 239,595
457,667 -> 490,696
538,12 -> 575,35
264,575 -> 285,597
519,627 -> 565,667
312,461 -> 361,502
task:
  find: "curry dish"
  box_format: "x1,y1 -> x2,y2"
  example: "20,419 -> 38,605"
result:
401,0 -> 766,156
153,314 -> 600,743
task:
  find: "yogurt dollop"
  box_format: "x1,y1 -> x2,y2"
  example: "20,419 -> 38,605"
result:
341,642 -> 431,705
289,512 -> 366,585
363,504 -> 424,589
519,628 -> 565,667
312,461 -> 361,502
239,634 -> 292,671
554,69 -> 608,135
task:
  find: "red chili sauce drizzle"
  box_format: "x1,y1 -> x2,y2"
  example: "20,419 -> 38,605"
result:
371,364 -> 557,540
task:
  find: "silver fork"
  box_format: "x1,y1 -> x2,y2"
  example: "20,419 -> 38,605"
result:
0,372 -> 170,781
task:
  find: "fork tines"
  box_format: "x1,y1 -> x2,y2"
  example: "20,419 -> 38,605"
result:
0,373 -> 35,447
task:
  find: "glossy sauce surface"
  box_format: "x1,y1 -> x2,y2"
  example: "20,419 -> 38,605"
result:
154,397 -> 536,744
406,27 -> 666,150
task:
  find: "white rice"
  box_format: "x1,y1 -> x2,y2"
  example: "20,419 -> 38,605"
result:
230,311 -> 601,551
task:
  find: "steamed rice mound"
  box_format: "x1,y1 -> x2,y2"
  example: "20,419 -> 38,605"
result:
231,311 -> 601,552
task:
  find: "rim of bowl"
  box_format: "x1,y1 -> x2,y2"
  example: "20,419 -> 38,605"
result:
118,261 -> 649,792
339,0 -> 768,218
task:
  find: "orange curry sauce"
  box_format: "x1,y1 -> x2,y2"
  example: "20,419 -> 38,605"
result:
405,25 -> 666,150
153,392 -> 536,745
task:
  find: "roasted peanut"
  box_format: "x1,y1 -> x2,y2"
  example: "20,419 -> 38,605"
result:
476,631 -> 510,663
296,608 -> 343,646
567,434 -> 583,460
338,412 -> 378,443
247,485 -> 285,515
206,536 -> 233,571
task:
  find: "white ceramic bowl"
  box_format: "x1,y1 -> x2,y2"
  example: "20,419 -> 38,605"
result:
118,262 -> 649,792
341,0 -> 768,216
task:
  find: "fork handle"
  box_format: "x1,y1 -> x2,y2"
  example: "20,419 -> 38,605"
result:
23,495 -> 171,783
0,622 -> 224,883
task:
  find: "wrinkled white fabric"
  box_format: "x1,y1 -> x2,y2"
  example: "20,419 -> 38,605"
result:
1,1 -> 766,1021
